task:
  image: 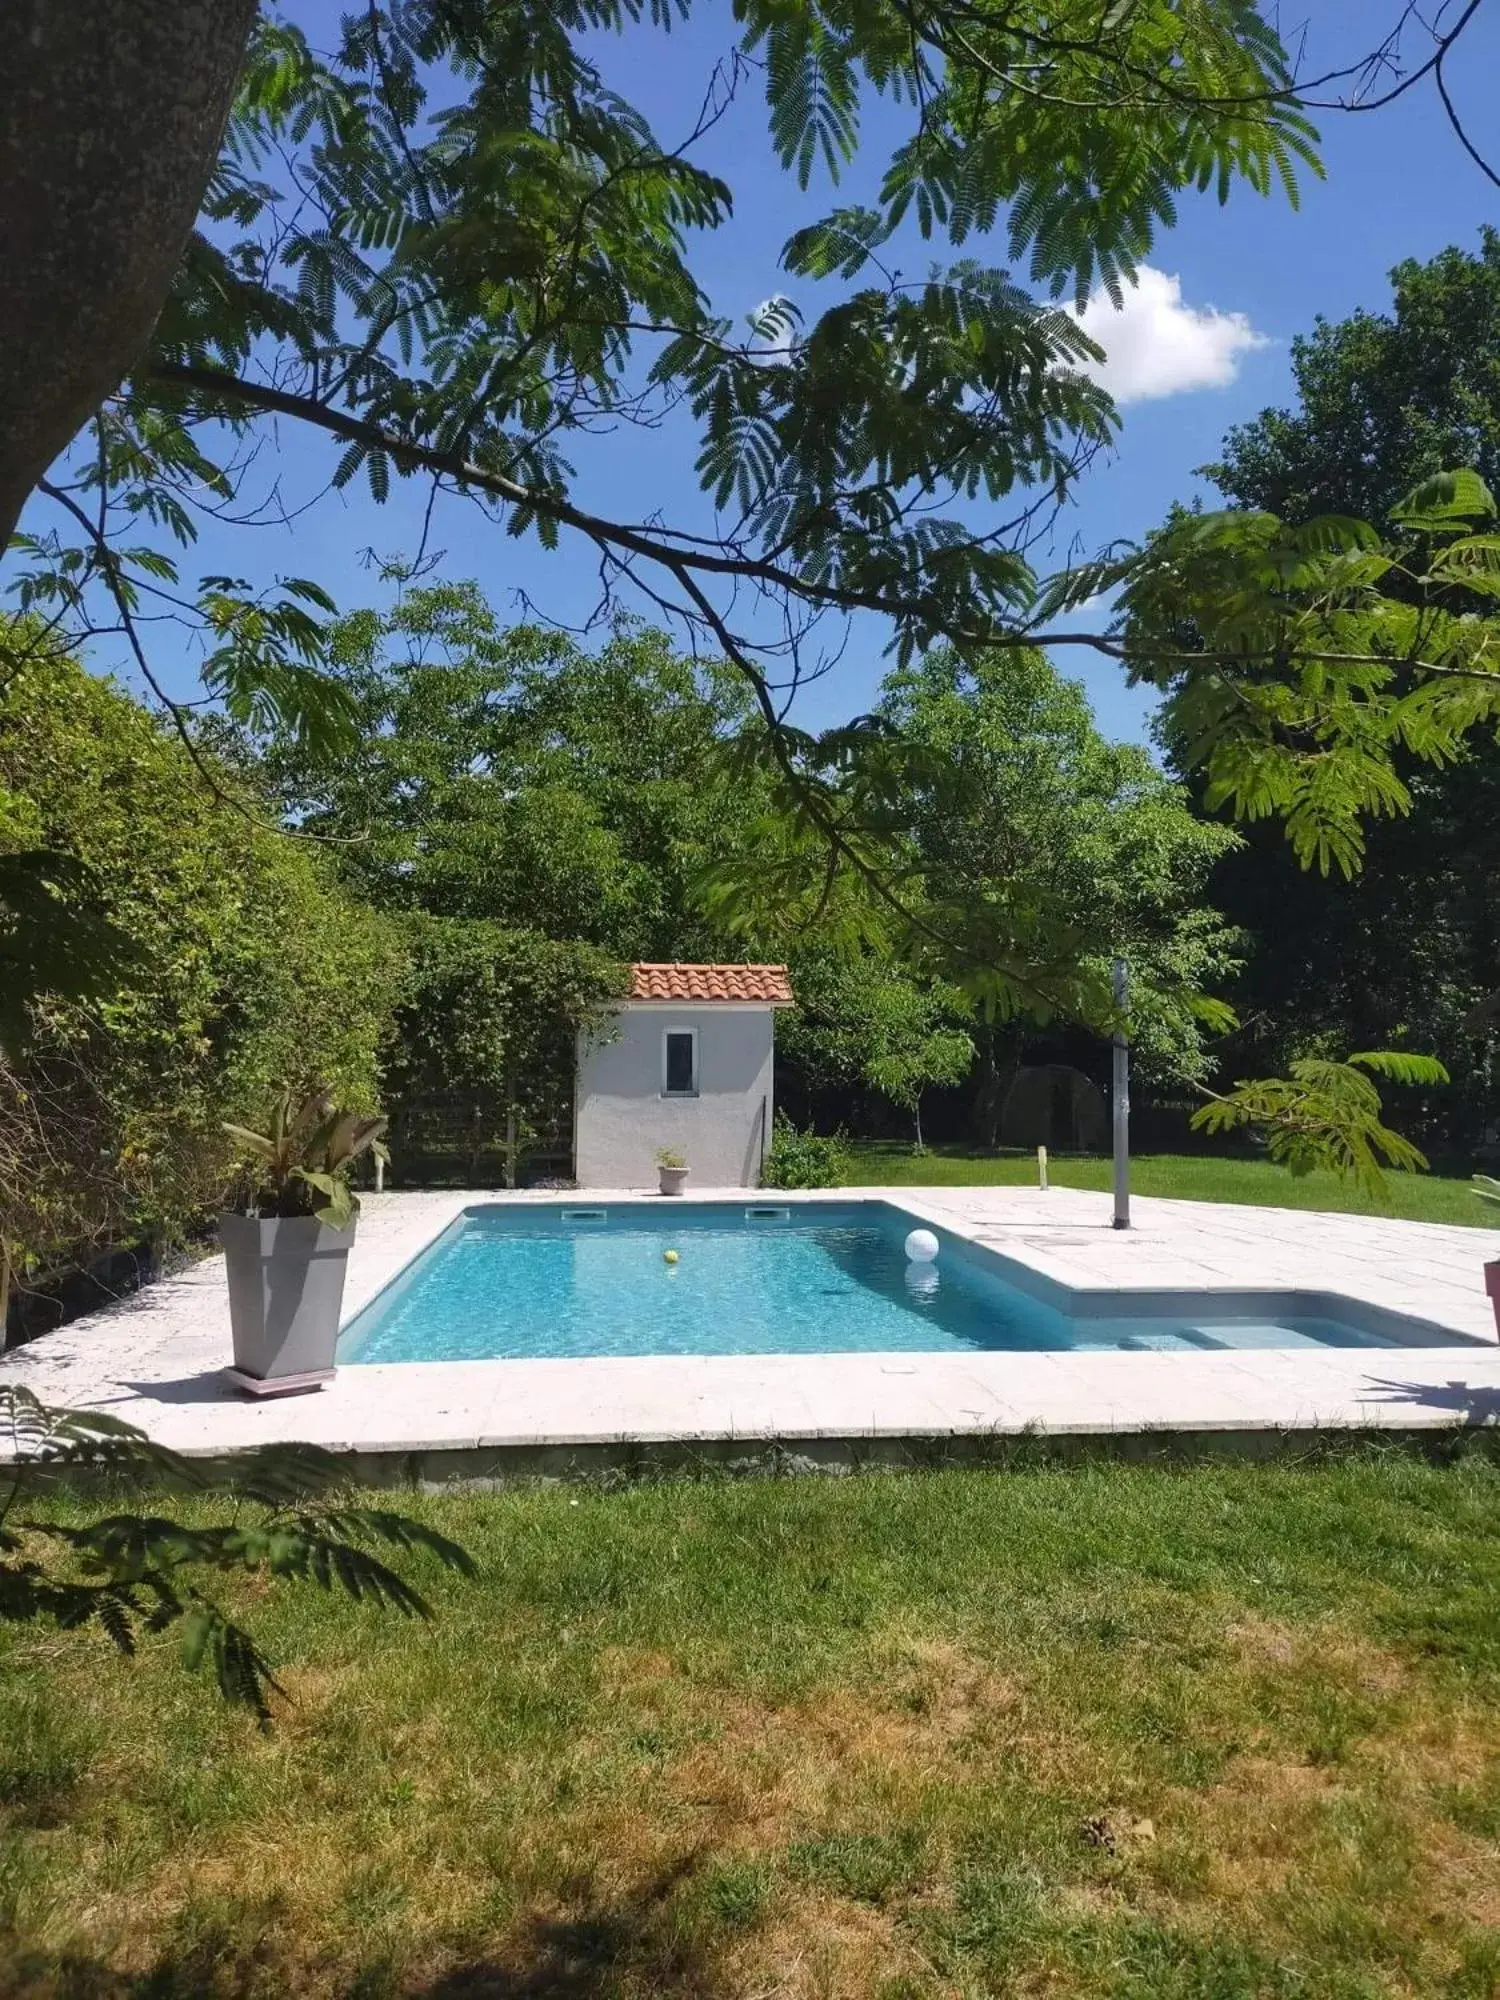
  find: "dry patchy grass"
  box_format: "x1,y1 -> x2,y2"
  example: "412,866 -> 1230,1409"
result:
3,1452 -> 1500,1996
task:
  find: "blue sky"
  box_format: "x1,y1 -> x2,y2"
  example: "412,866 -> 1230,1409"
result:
18,0 -> 1500,746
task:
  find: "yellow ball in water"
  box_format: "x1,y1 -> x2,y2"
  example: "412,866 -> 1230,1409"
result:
663,1248 -> 680,1265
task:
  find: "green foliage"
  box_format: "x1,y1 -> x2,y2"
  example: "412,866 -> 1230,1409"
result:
1190,1052 -> 1451,1203
244,591 -> 744,1172
1061,247 -> 1500,914
866,1025 -> 972,1141
387,916 -> 624,1176
256,593 -> 762,959
1207,229 -> 1500,524
9,1 -> 1460,1225
1108,477 -> 1500,880
779,952 -> 973,1147
761,1116 -> 850,1189
880,647 -> 1242,1079
17,1 -> 1319,754
0,1385 -> 472,1724
654,1147 -> 687,1171
0,847 -> 136,1056
709,646 -> 1240,1086
250,597 -> 1242,1143
223,1087 -> 389,1229
0,641 -> 397,1288
1164,235 -> 1500,1154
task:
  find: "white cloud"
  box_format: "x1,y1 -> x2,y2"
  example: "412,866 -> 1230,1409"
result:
1068,265 -> 1269,404
1066,590 -> 1111,621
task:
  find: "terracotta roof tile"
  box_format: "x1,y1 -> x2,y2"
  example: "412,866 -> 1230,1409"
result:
627,962 -> 793,1005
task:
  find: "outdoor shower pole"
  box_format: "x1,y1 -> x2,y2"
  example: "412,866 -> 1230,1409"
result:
1112,955 -> 1130,1230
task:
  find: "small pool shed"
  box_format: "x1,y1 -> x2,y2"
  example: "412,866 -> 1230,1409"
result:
575,963 -> 794,1187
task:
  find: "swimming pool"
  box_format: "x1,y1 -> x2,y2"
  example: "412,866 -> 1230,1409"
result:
337,1201 -> 1469,1364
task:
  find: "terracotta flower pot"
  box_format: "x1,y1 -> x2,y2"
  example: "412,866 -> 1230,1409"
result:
220,1211 -> 355,1395
1485,1259 -> 1500,1339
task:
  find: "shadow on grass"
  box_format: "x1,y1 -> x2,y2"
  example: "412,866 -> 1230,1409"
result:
410,1859 -> 714,2000
0,1859 -> 726,1999
410,1922 -> 710,1997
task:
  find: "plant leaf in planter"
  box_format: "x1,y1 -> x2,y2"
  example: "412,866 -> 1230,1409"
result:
221,1123 -> 281,1163
294,1169 -> 355,1230
223,1086 -> 388,1222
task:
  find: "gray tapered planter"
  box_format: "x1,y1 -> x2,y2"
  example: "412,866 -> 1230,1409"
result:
220,1211 -> 355,1395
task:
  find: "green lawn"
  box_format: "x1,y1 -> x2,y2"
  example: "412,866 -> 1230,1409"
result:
843,1143 -> 1499,1229
5,1453 -> 1500,1996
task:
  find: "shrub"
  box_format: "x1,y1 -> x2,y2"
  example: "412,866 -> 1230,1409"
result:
0,644 -> 399,1306
761,1116 -> 850,1190
384,916 -> 623,1183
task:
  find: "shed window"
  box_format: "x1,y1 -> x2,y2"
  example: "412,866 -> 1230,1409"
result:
663,1029 -> 698,1096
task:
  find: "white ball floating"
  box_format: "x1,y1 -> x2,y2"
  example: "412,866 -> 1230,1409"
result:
904,1228 -> 939,1263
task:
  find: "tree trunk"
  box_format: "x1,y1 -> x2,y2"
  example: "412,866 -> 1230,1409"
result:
912,1097 -> 924,1155
503,1091 -> 518,1191
970,1024 -> 1024,1150
0,0 -> 259,546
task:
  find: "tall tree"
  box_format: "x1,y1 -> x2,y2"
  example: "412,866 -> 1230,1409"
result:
1160,236 -> 1500,1146
0,0 -> 258,547
877,647 -> 1241,1121
776,951 -> 975,1148
708,645 -> 1240,1131
256,585 -> 764,958
10,0 -> 1322,754
1207,231 -> 1500,519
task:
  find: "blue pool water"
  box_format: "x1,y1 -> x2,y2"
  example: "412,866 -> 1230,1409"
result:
338,1202 -> 1440,1364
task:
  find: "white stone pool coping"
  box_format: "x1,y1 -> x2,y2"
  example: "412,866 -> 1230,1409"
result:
3,1185 -> 1499,1475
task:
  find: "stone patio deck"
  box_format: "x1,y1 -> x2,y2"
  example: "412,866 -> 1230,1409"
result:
3,1186 -> 1498,1480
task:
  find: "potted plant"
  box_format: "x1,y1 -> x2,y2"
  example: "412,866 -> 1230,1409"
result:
1475,1175 -> 1500,1337
656,1147 -> 689,1197
219,1088 -> 387,1395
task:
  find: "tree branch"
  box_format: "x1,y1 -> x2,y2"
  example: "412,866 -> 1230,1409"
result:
146,362 -> 1500,691
34,478 -> 362,843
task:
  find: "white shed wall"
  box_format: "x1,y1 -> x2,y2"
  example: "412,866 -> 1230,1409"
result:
575,1004 -> 775,1187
